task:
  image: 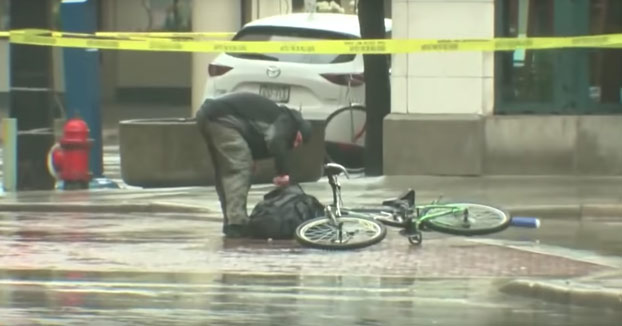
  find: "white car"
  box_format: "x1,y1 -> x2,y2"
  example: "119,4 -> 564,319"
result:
202,12 -> 392,121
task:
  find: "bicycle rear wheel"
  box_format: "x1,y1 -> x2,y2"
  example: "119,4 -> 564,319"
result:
324,105 -> 366,174
295,214 -> 387,250
422,203 -> 511,236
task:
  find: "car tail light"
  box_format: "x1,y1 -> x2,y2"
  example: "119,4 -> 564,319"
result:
208,64 -> 233,77
320,73 -> 365,86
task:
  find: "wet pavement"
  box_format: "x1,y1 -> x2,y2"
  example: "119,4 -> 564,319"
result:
0,212 -> 614,277
1,274 -> 621,326
0,210 -> 621,325
478,218 -> 622,262
1,135 -> 622,323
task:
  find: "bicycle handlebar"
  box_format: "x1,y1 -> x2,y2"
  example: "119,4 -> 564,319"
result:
324,163 -> 350,179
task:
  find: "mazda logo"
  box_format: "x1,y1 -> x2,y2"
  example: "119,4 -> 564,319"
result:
266,66 -> 281,78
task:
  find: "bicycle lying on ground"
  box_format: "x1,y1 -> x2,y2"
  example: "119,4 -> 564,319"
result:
294,163 -> 520,250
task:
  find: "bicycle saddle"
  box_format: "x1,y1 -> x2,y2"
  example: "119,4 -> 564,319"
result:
382,188 -> 415,208
324,163 -> 349,178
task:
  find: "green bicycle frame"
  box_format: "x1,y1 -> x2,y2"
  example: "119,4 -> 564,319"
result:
413,204 -> 469,229
341,203 -> 468,229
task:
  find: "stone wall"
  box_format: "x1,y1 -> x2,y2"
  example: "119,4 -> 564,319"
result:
384,114 -> 622,176
119,118 -> 326,187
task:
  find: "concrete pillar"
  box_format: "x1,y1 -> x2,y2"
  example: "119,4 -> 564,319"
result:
390,0 -> 495,115
384,0 -> 494,176
191,0 -> 242,115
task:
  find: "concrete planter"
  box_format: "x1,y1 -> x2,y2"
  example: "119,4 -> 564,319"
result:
119,118 -> 326,187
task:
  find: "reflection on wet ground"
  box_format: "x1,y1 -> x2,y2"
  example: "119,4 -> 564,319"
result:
0,212 -> 621,325
493,218 -> 622,257
2,273 -> 621,326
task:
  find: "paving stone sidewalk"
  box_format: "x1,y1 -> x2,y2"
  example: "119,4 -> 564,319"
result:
1,174 -> 621,310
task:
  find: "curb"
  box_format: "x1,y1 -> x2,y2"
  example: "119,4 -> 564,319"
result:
499,279 -> 622,311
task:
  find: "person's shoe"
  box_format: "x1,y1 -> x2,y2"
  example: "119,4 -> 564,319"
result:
223,224 -> 248,238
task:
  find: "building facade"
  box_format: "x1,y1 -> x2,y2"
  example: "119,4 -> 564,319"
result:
1,0 -> 621,175
383,0 -> 622,176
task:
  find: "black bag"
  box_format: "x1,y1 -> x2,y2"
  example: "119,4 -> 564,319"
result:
248,184 -> 325,239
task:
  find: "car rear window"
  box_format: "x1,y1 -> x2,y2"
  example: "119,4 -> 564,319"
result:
228,26 -> 357,64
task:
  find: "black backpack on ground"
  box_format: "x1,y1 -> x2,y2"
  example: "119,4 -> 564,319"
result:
248,184 -> 325,239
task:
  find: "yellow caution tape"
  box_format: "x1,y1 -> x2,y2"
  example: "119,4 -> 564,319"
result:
4,29 -> 622,54
95,31 -> 235,39
49,30 -> 234,40
5,29 -> 233,40
1,29 -> 233,42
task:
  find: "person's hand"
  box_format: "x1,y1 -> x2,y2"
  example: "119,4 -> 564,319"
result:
273,174 -> 290,187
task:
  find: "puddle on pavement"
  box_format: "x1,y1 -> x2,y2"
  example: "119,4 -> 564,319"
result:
0,273 -> 620,326
0,212 -> 621,325
485,218 -> 622,257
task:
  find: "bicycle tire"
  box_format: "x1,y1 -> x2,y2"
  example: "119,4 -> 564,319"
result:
324,105 -> 366,174
422,202 -> 511,236
295,214 -> 387,250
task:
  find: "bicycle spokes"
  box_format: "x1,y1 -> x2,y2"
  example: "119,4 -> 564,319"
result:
301,219 -> 377,245
423,203 -> 510,236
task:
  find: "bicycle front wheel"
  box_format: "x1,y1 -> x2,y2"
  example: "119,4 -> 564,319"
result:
295,215 -> 387,250
422,203 -> 511,236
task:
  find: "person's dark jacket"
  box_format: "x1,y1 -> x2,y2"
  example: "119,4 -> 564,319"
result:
196,92 -> 311,176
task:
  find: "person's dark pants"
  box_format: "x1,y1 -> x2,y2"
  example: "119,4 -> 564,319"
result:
197,119 -> 253,233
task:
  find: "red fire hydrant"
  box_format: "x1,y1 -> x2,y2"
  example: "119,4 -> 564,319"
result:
47,118 -> 93,189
